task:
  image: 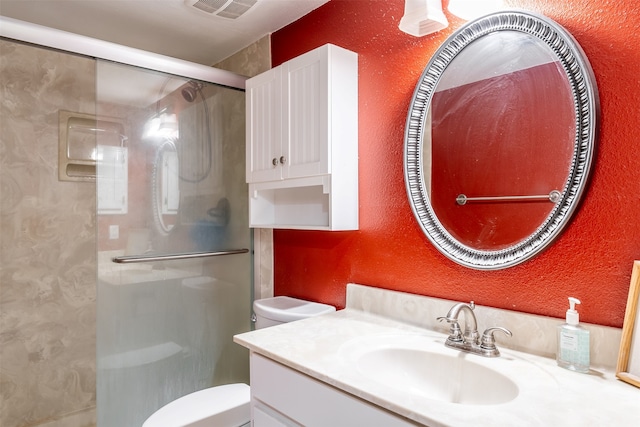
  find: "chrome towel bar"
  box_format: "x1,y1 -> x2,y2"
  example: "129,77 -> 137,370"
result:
456,190 -> 561,206
112,249 -> 249,264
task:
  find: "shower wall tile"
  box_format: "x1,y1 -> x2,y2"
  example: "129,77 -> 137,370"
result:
0,40 -> 97,427
257,229 -> 274,299
215,35 -> 272,77
215,36 -> 274,299
32,408 -> 96,427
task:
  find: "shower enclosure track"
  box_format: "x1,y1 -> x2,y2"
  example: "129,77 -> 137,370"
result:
0,16 -> 247,90
112,249 -> 250,264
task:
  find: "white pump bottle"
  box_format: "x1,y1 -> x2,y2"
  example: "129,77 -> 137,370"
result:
556,297 -> 590,373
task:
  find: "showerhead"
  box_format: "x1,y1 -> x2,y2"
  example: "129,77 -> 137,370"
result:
181,81 -> 202,102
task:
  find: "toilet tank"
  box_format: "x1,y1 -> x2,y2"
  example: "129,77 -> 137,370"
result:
253,296 -> 336,329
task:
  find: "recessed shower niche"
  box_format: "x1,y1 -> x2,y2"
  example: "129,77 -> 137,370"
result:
59,110 -> 129,214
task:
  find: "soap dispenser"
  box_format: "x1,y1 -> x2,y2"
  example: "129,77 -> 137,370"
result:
557,297 -> 590,373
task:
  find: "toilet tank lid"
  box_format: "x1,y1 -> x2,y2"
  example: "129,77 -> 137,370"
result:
142,383 -> 250,427
253,296 -> 336,322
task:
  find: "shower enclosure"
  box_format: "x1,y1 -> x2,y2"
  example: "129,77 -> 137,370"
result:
1,17 -> 252,427
94,61 -> 251,427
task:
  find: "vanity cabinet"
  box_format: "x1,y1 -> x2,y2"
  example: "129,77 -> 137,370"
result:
250,353 -> 419,427
245,44 -> 358,230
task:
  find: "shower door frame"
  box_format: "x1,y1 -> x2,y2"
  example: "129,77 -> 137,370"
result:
0,16 -> 247,90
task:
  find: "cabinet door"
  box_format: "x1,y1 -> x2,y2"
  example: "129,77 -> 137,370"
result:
253,403 -> 301,427
283,47 -> 330,179
246,66 -> 283,183
251,353 -> 419,427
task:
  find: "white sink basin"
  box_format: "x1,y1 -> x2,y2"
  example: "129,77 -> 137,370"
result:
340,333 -> 520,406
357,347 -> 518,405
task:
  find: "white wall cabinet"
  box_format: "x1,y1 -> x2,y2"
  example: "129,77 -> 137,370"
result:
250,353 -> 420,427
245,44 -> 358,230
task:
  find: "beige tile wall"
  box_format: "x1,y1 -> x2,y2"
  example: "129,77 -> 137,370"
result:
0,40 -> 97,427
215,36 -> 274,301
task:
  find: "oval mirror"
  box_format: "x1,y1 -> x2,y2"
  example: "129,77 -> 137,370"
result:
404,10 -> 599,270
152,140 -> 180,235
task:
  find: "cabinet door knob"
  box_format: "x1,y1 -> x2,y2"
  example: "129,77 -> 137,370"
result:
279,156 -> 286,165
272,158 -> 278,166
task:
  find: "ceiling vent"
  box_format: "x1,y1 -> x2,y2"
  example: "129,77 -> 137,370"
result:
185,0 -> 258,19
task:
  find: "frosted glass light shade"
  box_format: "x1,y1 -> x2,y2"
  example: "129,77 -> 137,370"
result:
143,113 -> 179,141
399,0 -> 449,37
448,0 -> 506,21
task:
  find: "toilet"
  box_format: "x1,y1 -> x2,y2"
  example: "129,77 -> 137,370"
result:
143,296 -> 335,427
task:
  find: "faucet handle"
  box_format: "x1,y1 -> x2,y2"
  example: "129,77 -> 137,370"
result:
480,327 -> 512,354
437,317 -> 464,343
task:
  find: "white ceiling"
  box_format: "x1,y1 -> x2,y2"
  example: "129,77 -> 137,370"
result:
0,0 -> 329,66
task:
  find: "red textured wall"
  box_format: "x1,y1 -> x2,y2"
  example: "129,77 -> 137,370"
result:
270,0 -> 640,327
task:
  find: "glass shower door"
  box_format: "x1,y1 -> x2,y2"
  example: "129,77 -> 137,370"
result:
95,60 -> 251,427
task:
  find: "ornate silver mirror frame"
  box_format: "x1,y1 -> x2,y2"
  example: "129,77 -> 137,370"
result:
404,10 -> 599,270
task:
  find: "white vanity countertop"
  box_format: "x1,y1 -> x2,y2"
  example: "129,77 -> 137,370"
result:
234,298 -> 639,426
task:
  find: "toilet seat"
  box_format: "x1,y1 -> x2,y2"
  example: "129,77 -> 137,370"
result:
142,383 -> 250,427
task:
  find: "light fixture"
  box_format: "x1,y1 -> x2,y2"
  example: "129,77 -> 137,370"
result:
399,0 -> 449,37
142,109 -> 179,142
447,0 -> 506,21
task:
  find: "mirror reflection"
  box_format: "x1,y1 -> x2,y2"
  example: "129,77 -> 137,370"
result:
152,140 -> 179,235
144,78 -> 223,239
427,31 -> 575,250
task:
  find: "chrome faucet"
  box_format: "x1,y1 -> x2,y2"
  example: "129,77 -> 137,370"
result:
437,301 -> 512,357
438,301 -> 479,344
